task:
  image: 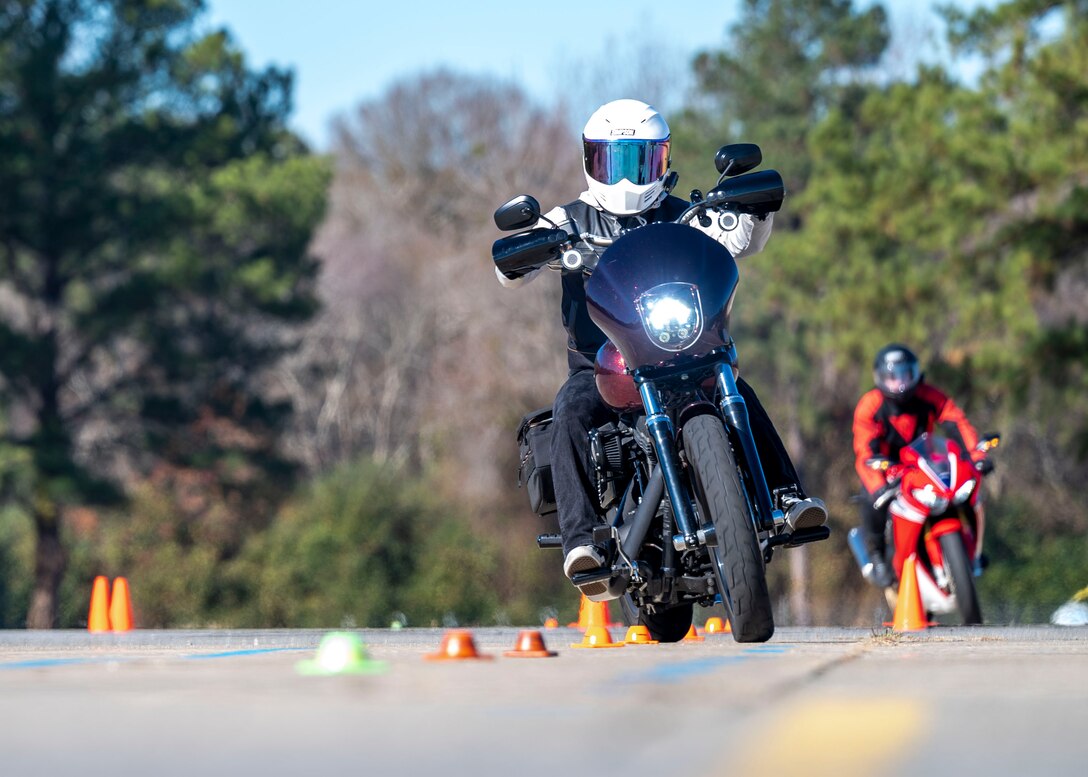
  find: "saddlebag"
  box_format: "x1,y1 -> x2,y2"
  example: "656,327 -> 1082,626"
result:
516,407 -> 557,517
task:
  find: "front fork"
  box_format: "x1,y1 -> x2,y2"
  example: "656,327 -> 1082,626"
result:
713,354 -> 782,533
637,380 -> 700,550
634,349 -> 783,549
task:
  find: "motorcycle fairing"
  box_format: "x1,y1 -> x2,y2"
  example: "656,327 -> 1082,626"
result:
585,222 -> 738,369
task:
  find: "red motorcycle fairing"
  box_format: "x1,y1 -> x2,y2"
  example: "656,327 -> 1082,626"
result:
889,435 -> 983,580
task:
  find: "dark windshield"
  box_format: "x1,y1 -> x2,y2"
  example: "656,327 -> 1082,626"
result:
907,434 -> 952,486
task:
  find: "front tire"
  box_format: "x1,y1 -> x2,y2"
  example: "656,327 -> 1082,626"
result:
940,531 -> 982,625
684,414 -> 774,642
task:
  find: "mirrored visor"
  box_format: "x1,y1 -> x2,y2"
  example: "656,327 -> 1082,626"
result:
583,137 -> 671,186
877,361 -> 919,394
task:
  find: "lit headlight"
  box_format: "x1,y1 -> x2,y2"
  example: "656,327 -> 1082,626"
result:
636,283 -> 703,352
911,486 -> 949,512
953,479 -> 975,504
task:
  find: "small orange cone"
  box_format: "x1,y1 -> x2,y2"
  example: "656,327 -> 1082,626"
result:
87,576 -> 110,633
682,624 -> 705,642
704,616 -> 731,635
109,577 -> 133,632
503,630 -> 558,658
424,629 -> 493,661
568,595 -> 619,628
890,554 -> 930,632
623,625 -> 659,645
543,617 -> 559,629
570,625 -> 625,649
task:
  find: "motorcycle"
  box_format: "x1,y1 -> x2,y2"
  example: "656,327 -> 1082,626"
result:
848,432 -> 1000,624
492,144 -> 828,644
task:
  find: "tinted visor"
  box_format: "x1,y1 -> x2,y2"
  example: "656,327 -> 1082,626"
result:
877,360 -> 920,395
583,137 -> 671,186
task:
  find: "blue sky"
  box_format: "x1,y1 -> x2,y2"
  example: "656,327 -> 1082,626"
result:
205,0 -> 997,150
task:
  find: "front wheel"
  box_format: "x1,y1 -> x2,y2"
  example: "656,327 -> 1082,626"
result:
684,414 -> 774,642
939,532 -> 982,625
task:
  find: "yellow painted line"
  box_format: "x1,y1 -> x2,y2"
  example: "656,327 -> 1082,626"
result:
728,698 -> 927,777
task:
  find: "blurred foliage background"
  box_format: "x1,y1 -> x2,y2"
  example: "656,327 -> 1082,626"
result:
0,0 -> 1084,629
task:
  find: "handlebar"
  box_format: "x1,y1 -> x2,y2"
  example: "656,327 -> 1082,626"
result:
492,168 -> 785,278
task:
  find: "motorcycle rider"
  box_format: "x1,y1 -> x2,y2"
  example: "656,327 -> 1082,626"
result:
495,98 -> 827,600
852,343 -> 990,587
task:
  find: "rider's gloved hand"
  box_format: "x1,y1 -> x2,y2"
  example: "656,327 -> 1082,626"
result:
872,480 -> 897,508
975,457 -> 994,475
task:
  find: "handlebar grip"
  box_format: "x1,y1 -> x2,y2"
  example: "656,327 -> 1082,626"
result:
492,228 -> 568,278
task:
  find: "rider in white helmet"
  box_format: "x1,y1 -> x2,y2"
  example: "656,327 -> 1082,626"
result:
496,99 -> 827,600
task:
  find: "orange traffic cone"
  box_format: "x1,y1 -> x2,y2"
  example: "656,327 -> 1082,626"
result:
424,629 -> 494,661
890,554 -> 929,632
623,625 -> 659,645
704,616 -> 731,635
503,630 -> 558,658
570,624 -> 625,649
109,577 -> 133,632
568,595 -> 617,629
543,617 -> 559,629
682,624 -> 705,642
87,576 -> 111,633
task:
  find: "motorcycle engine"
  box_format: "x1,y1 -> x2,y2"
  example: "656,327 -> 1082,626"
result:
589,423 -> 636,510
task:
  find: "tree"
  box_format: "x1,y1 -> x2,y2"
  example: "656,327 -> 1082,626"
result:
681,0 -> 890,197
0,0 -> 329,627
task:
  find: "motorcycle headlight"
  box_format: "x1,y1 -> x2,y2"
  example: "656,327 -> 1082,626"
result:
636,283 -> 703,352
953,479 -> 975,504
911,486 -> 949,512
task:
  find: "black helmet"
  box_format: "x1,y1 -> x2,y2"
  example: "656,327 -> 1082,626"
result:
873,343 -> 922,401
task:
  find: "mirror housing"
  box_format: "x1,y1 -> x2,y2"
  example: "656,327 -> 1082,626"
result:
494,195 -> 542,231
715,143 -> 762,176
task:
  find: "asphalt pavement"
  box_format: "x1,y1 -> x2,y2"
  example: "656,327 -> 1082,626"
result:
0,625 -> 1085,777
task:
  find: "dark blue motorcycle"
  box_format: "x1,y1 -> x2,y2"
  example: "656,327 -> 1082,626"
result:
493,145 -> 828,642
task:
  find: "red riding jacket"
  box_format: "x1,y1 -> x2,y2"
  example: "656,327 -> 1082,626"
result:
852,383 -> 981,494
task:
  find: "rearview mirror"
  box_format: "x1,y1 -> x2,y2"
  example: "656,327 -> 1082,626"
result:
714,143 -> 762,176
494,195 -> 542,231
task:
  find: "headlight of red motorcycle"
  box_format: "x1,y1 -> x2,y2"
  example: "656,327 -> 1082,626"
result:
953,479 -> 975,504
911,486 -> 949,512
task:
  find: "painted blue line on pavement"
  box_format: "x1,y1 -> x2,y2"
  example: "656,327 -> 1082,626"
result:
184,647 -> 305,660
0,656 -> 114,670
610,643 -> 793,686
0,646 -> 306,671
614,655 -> 751,685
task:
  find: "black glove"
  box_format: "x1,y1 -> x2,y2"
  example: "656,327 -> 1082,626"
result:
975,458 -> 994,476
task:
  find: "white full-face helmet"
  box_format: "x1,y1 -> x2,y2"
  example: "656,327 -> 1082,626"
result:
582,99 -> 671,216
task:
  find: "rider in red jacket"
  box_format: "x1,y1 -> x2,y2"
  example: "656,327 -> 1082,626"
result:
852,343 -> 986,586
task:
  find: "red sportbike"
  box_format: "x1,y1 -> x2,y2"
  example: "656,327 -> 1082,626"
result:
851,432 -> 999,624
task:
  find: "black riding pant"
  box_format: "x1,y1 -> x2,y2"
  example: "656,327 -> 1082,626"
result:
858,488 -> 890,559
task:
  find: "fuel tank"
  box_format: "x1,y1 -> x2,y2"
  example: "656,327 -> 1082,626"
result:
594,341 -> 641,411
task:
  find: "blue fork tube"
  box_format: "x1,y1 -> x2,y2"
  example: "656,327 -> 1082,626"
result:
715,359 -> 780,532
637,379 -> 699,548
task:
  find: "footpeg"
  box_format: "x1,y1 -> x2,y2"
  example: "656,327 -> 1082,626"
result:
783,526 -> 831,547
536,533 -> 563,549
569,567 -> 612,587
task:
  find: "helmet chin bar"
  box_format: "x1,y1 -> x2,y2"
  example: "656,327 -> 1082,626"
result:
586,176 -> 665,216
